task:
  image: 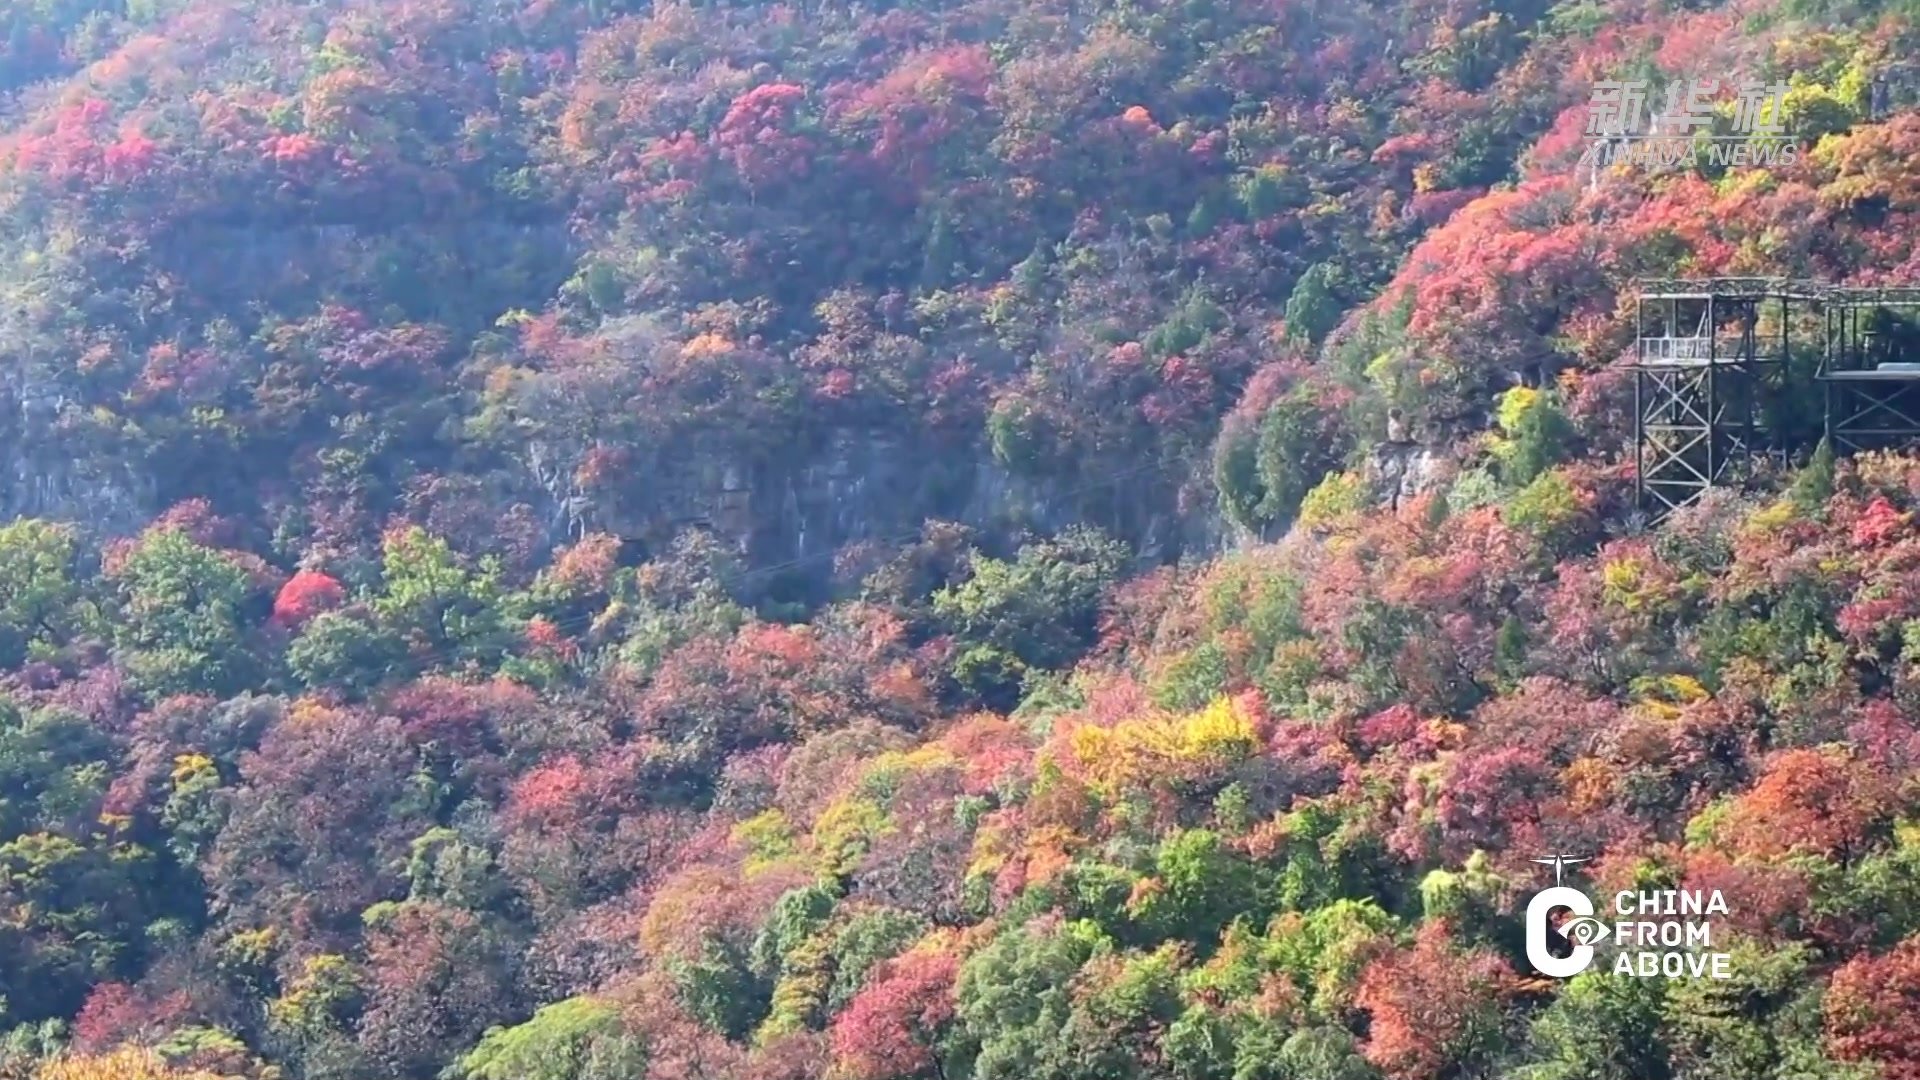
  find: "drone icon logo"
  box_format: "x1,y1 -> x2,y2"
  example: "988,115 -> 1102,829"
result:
1524,853 -> 1609,978
1530,853 -> 1589,887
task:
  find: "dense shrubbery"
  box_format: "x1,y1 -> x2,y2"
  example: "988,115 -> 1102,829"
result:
22,448 -> 1920,1080
8,0 -> 1920,1078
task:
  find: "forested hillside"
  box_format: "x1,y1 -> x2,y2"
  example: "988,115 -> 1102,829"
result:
6,0 -> 1920,1077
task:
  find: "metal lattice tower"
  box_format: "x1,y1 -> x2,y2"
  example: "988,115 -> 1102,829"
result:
1631,278 -> 1817,518
1820,287 -> 1920,455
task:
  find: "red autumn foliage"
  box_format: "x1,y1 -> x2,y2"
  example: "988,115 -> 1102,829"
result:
1713,749 -> 1892,863
504,756 -> 592,831
525,616 -> 577,659
357,903 -> 513,1077
1354,921 -> 1516,1080
1853,496 -> 1910,548
11,0 -> 1920,1075
149,498 -> 238,549
618,970 -> 751,1080
831,45 -> 994,193
272,569 -> 346,628
1827,936 -> 1920,1080
828,951 -> 960,1080
204,706 -> 428,933
547,533 -> 623,594
71,983 -> 191,1053
714,83 -> 813,190
1430,744 -> 1558,861
1678,848 -> 1816,942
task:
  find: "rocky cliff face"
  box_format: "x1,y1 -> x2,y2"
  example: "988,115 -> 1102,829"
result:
0,365 -> 155,534
7,351 -> 1429,581
516,424 -> 1225,578
1364,439 -> 1447,510
3,329 -> 1226,586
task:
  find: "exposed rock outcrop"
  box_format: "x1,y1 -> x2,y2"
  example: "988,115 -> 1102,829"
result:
1364,438 -> 1445,510
518,426 -> 1225,574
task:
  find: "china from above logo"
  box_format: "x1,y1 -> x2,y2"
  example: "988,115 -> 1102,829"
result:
1523,853 -> 1734,980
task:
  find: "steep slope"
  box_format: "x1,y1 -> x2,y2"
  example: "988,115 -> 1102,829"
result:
0,0 -> 1575,567
5,0 -> 1920,1078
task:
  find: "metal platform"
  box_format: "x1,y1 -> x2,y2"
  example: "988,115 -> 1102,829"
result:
1820,368 -> 1920,380
1630,280 -> 1805,517
1626,278 -> 1920,516
1818,290 -> 1920,454
1636,278 -> 1827,300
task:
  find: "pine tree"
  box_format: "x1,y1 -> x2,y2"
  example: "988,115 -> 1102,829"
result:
1283,263 -> 1344,346
1495,614 -> 1528,683
1790,437 -> 1837,513
1424,485 -> 1451,530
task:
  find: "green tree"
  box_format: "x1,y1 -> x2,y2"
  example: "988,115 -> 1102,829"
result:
287,609 -> 409,695
1418,851 -> 1509,948
1284,263 -> 1345,346
955,919 -> 1109,1080
456,997 -> 643,1080
1661,940 -> 1815,1079
1146,288 -> 1228,360
0,519 -> 89,668
1505,470 -> 1591,555
934,528 -> 1129,709
1513,972 -> 1670,1080
0,695 -> 187,1025
107,527 -> 261,697
0,697 -> 112,841
1496,386 -> 1575,486
0,829 -> 164,1025
372,527 -> 508,663
826,907 -> 931,1011
1058,945 -> 1185,1080
406,827 -> 506,912
1790,437 -> 1837,512
1495,614 -> 1529,683
1273,1026 -> 1379,1080
671,936 -> 770,1041
267,953 -> 366,1077
1132,829 -> 1261,945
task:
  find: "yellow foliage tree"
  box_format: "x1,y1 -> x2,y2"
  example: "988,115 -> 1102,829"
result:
1070,695 -> 1261,795
34,1049 -> 224,1080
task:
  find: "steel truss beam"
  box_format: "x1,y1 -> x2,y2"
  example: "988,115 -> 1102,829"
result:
1631,288 -> 1789,520
1634,364 -> 1769,516
1826,378 -> 1920,454
1628,278 -> 1920,519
